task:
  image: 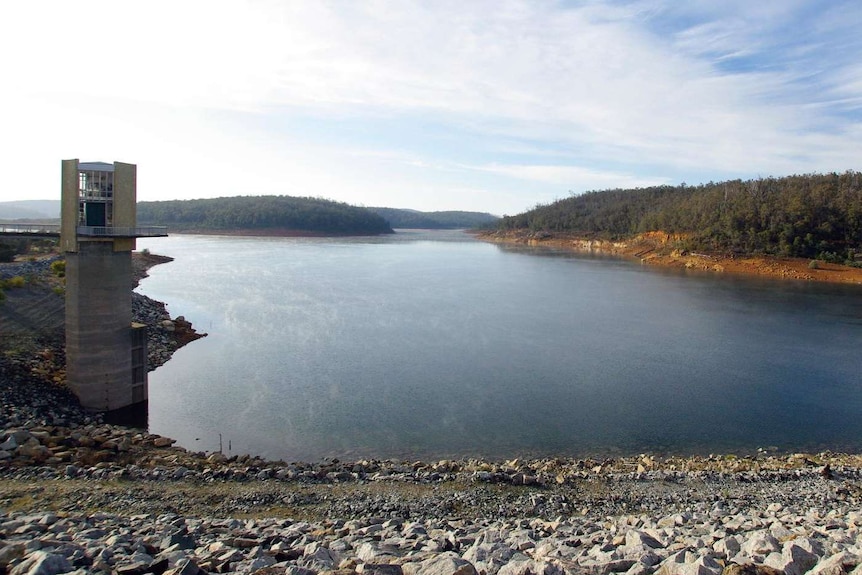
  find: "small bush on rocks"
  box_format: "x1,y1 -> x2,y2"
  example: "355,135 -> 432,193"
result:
2,275 -> 27,289
50,259 -> 65,277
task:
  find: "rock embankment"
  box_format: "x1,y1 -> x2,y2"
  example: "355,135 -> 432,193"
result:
2,460 -> 862,575
132,293 -> 203,370
0,257 -> 62,281
0,252 -> 204,371
2,500 -> 862,575
132,251 -> 206,368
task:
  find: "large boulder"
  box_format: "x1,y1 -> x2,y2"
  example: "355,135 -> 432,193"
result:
9,551 -> 72,575
404,553 -> 478,575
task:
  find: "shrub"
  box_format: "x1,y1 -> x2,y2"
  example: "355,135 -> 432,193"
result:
817,251 -> 844,264
6,276 -> 26,288
808,260 -> 819,270
50,260 -> 66,278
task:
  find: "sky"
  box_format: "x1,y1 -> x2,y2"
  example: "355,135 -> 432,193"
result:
2,1 -> 861,216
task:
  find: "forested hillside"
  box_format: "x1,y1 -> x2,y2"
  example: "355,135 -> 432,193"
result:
138,196 -> 393,235
370,208 -> 499,229
498,172 -> 862,261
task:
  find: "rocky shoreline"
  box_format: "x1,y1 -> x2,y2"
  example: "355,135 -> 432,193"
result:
4,254 -> 862,575
132,252 -> 206,369
477,230 -> 862,285
0,253 -> 204,374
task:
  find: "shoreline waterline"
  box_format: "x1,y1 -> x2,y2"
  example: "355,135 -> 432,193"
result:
476,229 -> 862,285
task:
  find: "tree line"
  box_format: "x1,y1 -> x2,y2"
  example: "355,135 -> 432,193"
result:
369,208 -> 499,229
497,171 -> 862,261
138,196 -> 394,235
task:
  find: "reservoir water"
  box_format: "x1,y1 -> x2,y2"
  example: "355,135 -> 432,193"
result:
136,231 -> 862,462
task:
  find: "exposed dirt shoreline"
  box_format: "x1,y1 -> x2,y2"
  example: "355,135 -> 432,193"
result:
477,230 -> 862,285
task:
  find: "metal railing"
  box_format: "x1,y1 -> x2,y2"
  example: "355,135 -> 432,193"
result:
0,223 -> 61,236
76,226 -> 168,237
0,223 -> 167,238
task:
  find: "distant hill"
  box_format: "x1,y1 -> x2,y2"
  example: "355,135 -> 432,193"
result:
0,200 -> 60,220
497,171 -> 862,261
370,208 -> 499,229
0,199 -> 499,234
137,196 -> 394,235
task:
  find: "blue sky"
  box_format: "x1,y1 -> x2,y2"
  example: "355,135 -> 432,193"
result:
2,1 -> 861,215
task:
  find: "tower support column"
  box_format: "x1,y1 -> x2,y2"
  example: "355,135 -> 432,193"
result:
65,240 -> 135,410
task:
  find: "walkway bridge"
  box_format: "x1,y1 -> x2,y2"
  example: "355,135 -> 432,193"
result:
0,223 -> 167,239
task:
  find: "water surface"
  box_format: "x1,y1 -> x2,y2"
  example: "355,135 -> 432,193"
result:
137,231 -> 862,461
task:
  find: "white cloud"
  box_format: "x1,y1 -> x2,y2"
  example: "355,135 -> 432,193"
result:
1,1 -> 861,213
468,163 -> 668,190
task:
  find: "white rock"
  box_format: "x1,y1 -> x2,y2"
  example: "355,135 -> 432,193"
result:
9,551 -> 72,575
656,550 -> 722,575
741,531 -> 781,558
498,558 -> 545,575
302,541 -> 337,570
770,522 -> 794,540
358,542 -> 397,562
577,558 -> 637,575
679,555 -> 723,575
808,551 -> 860,575
407,552 -> 478,575
236,555 -> 276,572
714,536 -> 742,558
626,530 -> 664,551
779,540 -> 821,575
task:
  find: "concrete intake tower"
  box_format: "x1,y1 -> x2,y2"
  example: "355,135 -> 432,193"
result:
60,160 -> 166,411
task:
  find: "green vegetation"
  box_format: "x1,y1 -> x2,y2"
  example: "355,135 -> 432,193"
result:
4,276 -> 27,289
498,171 -> 862,260
138,196 -> 394,235
0,275 -> 27,302
50,260 -> 65,278
369,208 -> 499,229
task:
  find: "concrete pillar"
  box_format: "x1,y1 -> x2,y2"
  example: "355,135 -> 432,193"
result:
65,241 -> 135,411
60,159 -> 79,253
113,161 -> 136,252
